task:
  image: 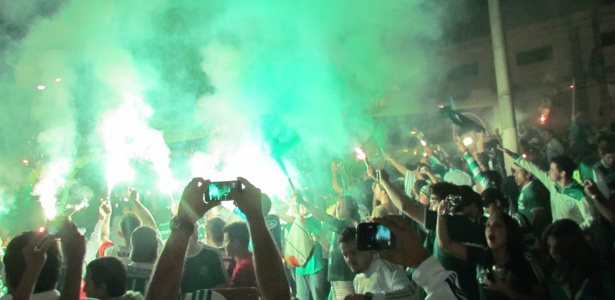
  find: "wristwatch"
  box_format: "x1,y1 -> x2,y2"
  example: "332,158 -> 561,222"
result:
171,216 -> 194,233
364,292 -> 373,300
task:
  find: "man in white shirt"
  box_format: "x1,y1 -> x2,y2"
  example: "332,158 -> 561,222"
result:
338,227 -> 415,300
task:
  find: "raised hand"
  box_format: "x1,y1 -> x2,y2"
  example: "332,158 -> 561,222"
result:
230,177 -> 263,219
178,178 -> 220,224
373,215 -> 430,268
496,145 -> 513,156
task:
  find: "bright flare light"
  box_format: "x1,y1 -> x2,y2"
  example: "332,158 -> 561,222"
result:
37,85 -> 46,90
354,147 -> 367,160
463,137 -> 473,146
540,114 -> 547,124
420,140 -> 427,146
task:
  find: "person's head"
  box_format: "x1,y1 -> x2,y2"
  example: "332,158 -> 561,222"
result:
338,227 -> 373,274
600,143 -> 615,168
130,226 -> 158,263
222,222 -> 250,257
119,213 -> 142,245
261,194 -> 272,216
205,217 -> 226,247
513,166 -> 533,187
3,231 -> 62,294
456,185 -> 484,218
335,196 -> 359,222
549,156 -> 576,182
414,181 -> 429,205
84,257 -> 127,300
485,211 -> 522,254
481,188 -> 509,216
372,183 -> 388,203
429,182 -> 458,210
449,156 -> 465,170
542,219 -> 593,267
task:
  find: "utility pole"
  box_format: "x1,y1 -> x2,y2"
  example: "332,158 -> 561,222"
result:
488,0 -> 518,172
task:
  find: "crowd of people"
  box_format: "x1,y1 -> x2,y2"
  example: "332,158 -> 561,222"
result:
1,116 -> 615,300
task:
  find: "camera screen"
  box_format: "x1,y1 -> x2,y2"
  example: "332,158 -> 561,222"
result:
208,181 -> 238,201
357,223 -> 395,251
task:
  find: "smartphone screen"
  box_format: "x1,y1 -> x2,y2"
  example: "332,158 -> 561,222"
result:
207,180 -> 239,201
356,222 -> 395,251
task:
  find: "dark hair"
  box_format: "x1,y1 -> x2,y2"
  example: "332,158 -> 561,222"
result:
338,227 -> 356,244
120,213 -> 142,243
337,196 -> 360,223
495,211 -> 524,256
261,194 -> 272,215
3,231 -> 62,293
458,185 -> 484,210
86,257 -> 127,297
449,156 -> 465,169
550,156 -> 576,178
430,182 -> 458,201
223,222 -> 250,249
541,219 -> 602,296
479,170 -> 503,190
130,226 -> 158,263
413,180 -> 428,195
205,217 -> 226,244
481,187 -> 509,208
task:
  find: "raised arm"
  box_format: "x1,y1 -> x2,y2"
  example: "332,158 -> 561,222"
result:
59,220 -> 86,300
383,152 -> 409,176
499,146 -> 550,186
128,189 -> 158,230
231,177 -> 291,300
146,178 -> 220,300
379,169 -> 425,224
298,195 -> 332,223
436,201 -> 468,261
331,162 -> 344,195
12,234 -> 56,300
585,179 -> 615,224
98,200 -> 112,247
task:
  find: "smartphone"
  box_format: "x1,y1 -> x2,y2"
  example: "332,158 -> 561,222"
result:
207,180 -> 240,201
356,222 -> 395,251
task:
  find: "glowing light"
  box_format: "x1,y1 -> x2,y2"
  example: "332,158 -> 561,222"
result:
413,150 -> 418,155
37,85 -> 46,90
463,137 -> 473,146
354,147 -> 366,160
410,130 -> 417,135
420,140 -> 427,146
55,78 -> 62,82
38,227 -> 45,233
540,114 -> 547,124
22,159 -> 29,166
522,154 -> 527,159
438,104 -> 444,108
570,84 -> 574,89
423,152 -> 427,157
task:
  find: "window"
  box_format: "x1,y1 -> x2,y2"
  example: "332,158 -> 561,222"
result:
516,46 -> 553,65
448,63 -> 479,81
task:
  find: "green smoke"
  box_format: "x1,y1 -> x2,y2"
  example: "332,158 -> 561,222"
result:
0,0 -> 456,225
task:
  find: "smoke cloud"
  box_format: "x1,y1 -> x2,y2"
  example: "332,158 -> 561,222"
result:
0,0 -> 454,220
